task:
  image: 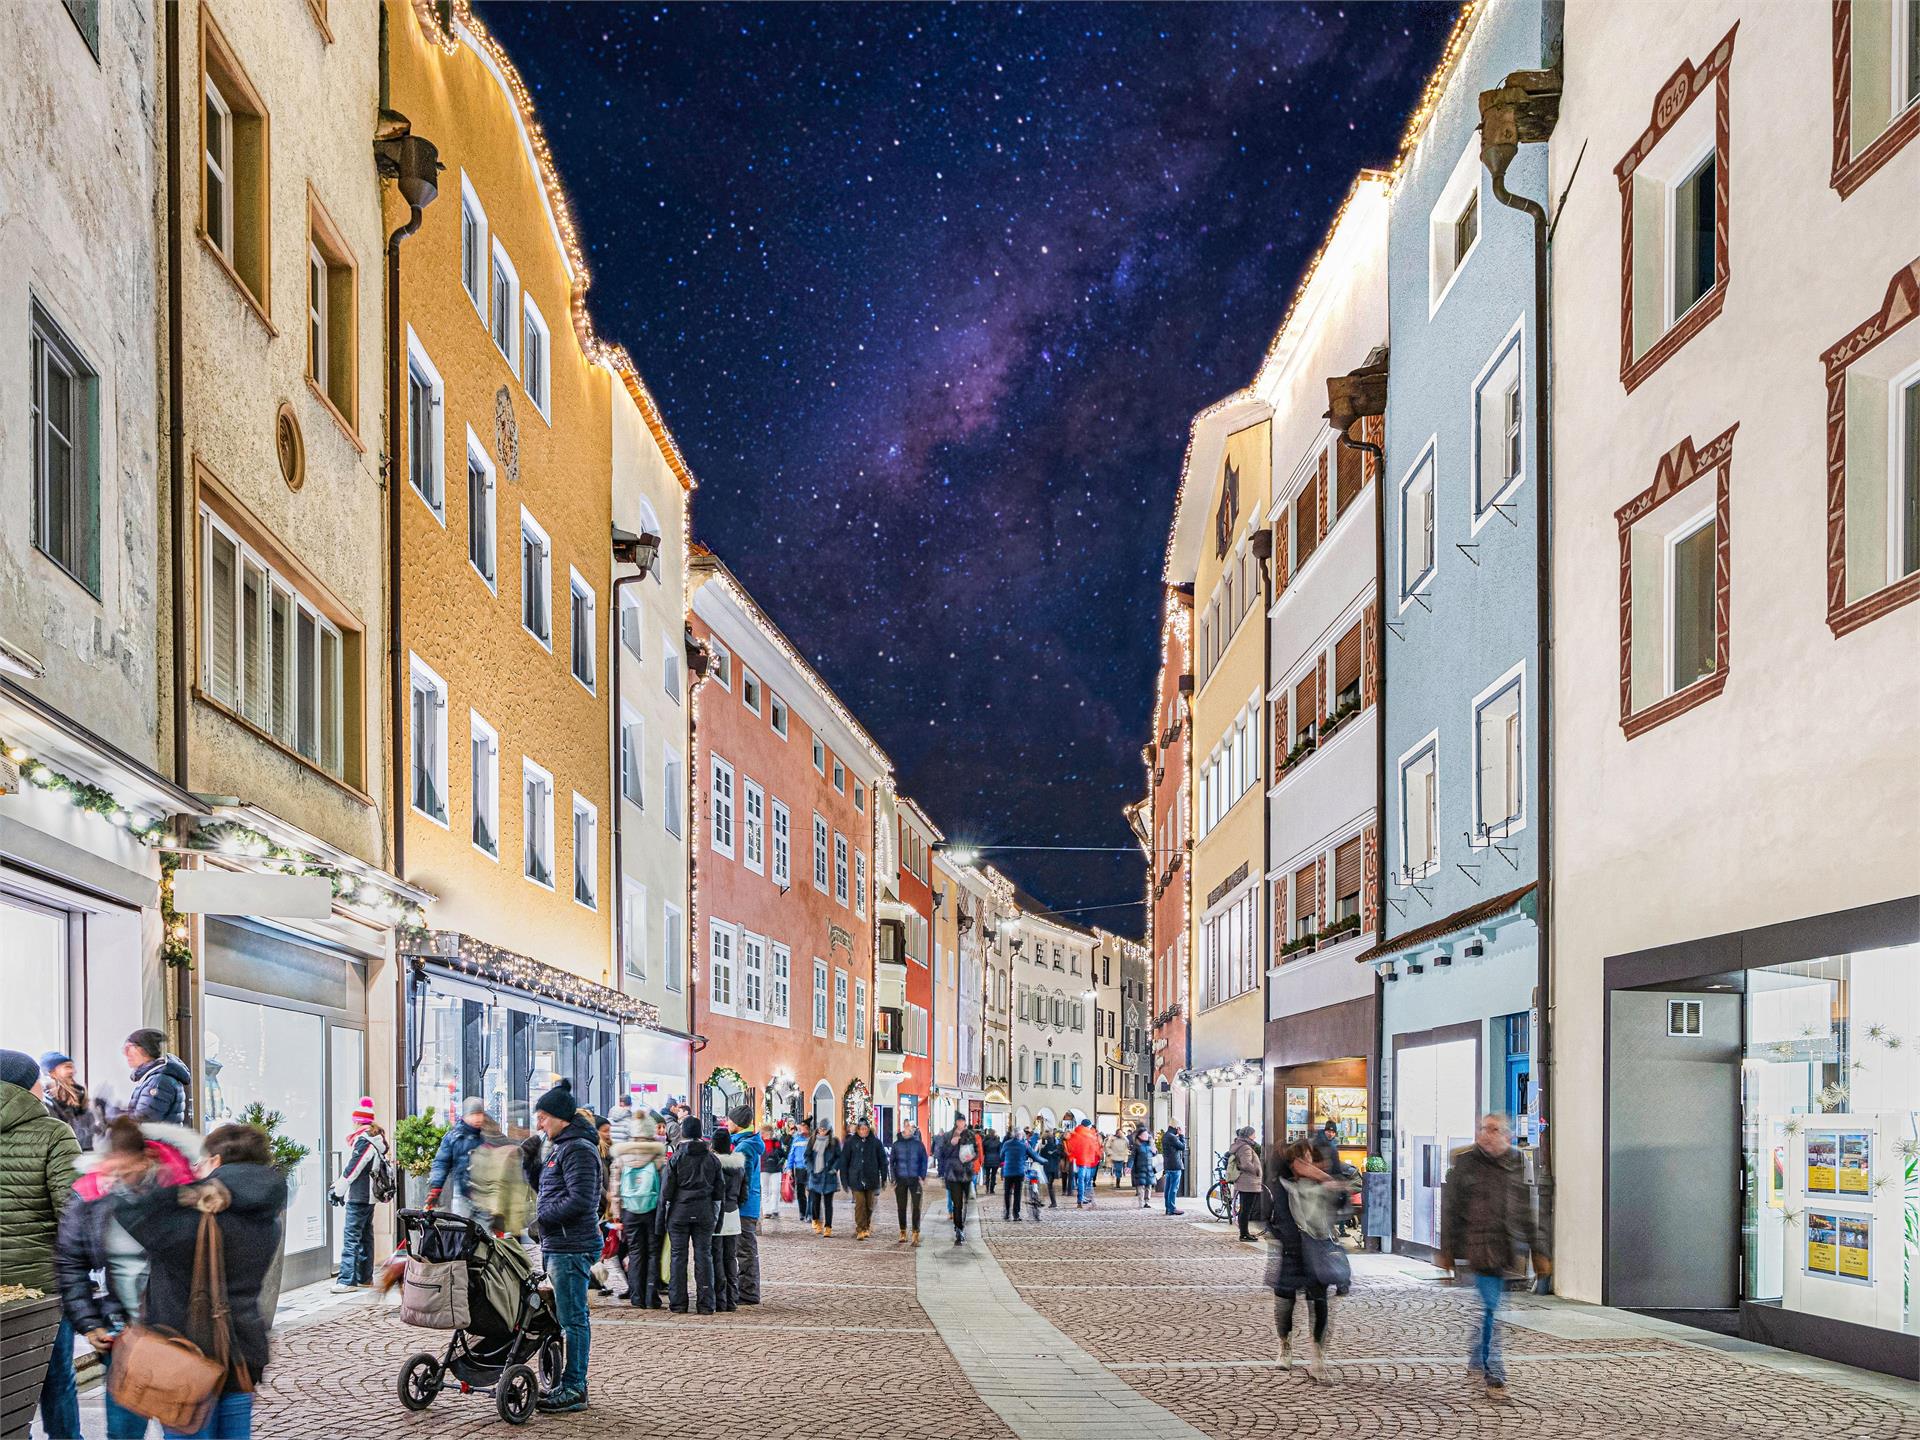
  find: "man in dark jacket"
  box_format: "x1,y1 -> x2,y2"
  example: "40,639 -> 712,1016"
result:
532,1079 -> 601,1413
1159,1125 -> 1188,1215
122,1030 -> 189,1125
1439,1113 -> 1549,1401
931,1120 -> 977,1244
662,1116 -> 724,1314
426,1097 -> 490,1213
998,1129 -> 1032,1220
980,1128 -> 1002,1193
727,1106 -> 766,1304
838,1119 -> 889,1240
888,1121 -> 929,1244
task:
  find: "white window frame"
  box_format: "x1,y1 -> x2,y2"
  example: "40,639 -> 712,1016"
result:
812,812 -> 830,893
834,967 -> 849,1041
663,746 -> 683,839
1662,506 -> 1718,698
663,629 -> 681,703
1398,440 -> 1438,609
519,508 -> 552,650
853,782 -> 864,813
663,902 -> 684,992
619,705 -> 645,811
854,850 -> 867,919
740,668 -> 762,716
464,427 -> 497,591
769,694 -> 789,738
812,736 -> 825,774
1470,319 -> 1527,533
1889,360 -> 1920,587
622,877 -> 647,980
768,943 -> 792,1028
771,800 -> 792,887
203,77 -> 234,262
408,654 -> 450,828
1668,999 -> 1704,1037
1470,663 -> 1527,846
1397,731 -> 1440,882
490,239 -> 519,373
708,920 -> 738,1017
459,173 -> 488,317
740,930 -> 766,1022
854,977 -> 867,1048
833,832 -> 849,906
522,757 -> 555,890
710,754 -> 736,859
1429,137 -> 1484,315
521,293 -> 550,420
1663,140 -> 1719,331
709,640 -> 732,691
813,958 -> 830,1036
831,759 -> 845,794
571,793 -> 597,910
405,329 -> 445,522
742,778 -> 765,875
568,566 -> 596,693
469,710 -> 500,859
619,589 -> 643,662
307,244 -> 328,397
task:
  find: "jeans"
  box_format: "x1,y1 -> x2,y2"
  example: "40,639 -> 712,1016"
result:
667,1215 -> 716,1313
339,1199 -> 373,1284
1113,1162 -> 1128,1187
38,1316 -> 80,1440
543,1249 -> 593,1393
1073,1165 -> 1095,1205
1003,1175 -> 1023,1220
736,1216 -> 761,1302
162,1389 -> 253,1438
1472,1271 -> 1505,1382
813,1191 -> 835,1229
794,1175 -> 812,1221
102,1340 -> 148,1440
715,1233 -> 738,1309
1237,1190 -> 1263,1240
894,1180 -> 922,1233
1163,1169 -> 1184,1212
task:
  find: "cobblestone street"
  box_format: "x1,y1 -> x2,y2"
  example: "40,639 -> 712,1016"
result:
91,1188 -> 1908,1439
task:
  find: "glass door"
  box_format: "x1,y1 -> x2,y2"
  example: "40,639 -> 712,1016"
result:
327,1026 -> 365,1272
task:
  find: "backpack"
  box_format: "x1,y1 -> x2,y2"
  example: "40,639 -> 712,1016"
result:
621,1159 -> 660,1214
1223,1152 -> 1241,1185
369,1152 -> 397,1204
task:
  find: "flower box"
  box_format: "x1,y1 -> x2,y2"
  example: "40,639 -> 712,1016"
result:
0,1293 -> 63,1439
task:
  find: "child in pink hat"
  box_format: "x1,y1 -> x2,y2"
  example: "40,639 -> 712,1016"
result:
331,1097 -> 388,1291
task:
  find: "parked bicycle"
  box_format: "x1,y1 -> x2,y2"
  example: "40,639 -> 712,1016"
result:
1205,1150 -> 1234,1222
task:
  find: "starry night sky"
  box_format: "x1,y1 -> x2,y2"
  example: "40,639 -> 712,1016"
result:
479,2 -> 1457,931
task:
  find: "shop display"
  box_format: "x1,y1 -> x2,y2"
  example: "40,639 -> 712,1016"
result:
1836,1131 -> 1871,1195
1836,1215 -> 1871,1281
1804,1134 -> 1838,1193
1805,1211 -> 1839,1274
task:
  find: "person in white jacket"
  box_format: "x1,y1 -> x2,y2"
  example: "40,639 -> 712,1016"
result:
330,1097 -> 388,1291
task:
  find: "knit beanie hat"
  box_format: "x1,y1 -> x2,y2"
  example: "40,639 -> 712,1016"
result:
681,1115 -> 703,1141
126,1028 -> 167,1062
351,1097 -> 376,1126
0,1049 -> 39,1090
727,1104 -> 754,1131
40,1051 -> 72,1072
635,1114 -> 658,1140
534,1076 -> 577,1122
608,1103 -> 633,1143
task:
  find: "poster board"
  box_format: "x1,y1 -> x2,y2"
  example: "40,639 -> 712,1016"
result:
1836,1132 -> 1870,1195
1804,1133 -> 1837,1193
1778,1113 -> 1907,1332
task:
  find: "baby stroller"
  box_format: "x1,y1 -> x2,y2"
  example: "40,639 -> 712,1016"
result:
394,1208 -> 564,1425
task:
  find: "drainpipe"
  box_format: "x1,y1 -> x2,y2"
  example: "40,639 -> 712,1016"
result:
1481,67 -> 1562,1235
163,0 -> 194,1098
1249,525 -> 1273,1141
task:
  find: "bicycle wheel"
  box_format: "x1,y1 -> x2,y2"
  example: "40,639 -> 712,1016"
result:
1206,1180 -> 1233,1221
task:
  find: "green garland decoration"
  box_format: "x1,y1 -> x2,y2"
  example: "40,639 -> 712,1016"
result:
3,734 -> 165,842
187,820 -> 425,928
161,852 -> 193,970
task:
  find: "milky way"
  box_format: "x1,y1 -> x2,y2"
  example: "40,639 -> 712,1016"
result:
477,2 -> 1456,927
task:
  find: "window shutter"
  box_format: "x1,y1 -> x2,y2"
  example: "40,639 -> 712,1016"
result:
1336,434 -> 1361,512
1333,836 -> 1362,900
207,527 -> 239,705
1292,864 -> 1316,920
1293,672 -> 1318,737
1293,484 -> 1318,567
1334,623 -> 1361,698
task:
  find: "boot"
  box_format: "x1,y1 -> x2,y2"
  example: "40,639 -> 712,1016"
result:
896,1229 -> 908,1244
1277,1338 -> 1292,1369
1308,1342 -> 1329,1383
812,1218 -> 823,1235
912,1230 -> 921,1247
823,1225 -> 832,1237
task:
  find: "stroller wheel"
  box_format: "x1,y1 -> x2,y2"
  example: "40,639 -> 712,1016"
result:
397,1353 -> 443,1411
537,1334 -> 565,1390
497,1364 -> 537,1425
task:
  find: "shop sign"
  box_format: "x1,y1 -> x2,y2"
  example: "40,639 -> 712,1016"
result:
173,869 -> 331,919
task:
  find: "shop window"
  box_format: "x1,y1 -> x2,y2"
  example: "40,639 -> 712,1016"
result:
569,570 -> 596,692
200,14 -> 269,315
1473,323 -> 1525,525
408,656 -> 448,825
520,510 -> 551,648
1471,666 -> 1524,842
29,300 -> 100,595
523,759 -> 554,888
1399,446 -> 1436,604
406,335 -> 444,519
306,197 -> 357,433
572,795 -> 596,909
0,894 -> 71,1058
1399,736 -> 1438,880
201,994 -> 323,1254
1832,0 -> 1920,197
1429,138 -> 1483,312
465,431 -> 496,589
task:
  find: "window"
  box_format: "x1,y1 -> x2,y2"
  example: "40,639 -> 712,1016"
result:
813,958 -> 829,1035
1051,1058 -> 1063,1088
1200,887 -> 1256,1008
490,242 -> 518,370
1668,151 -> 1717,326
770,695 -> 789,737
465,431 -> 496,588
663,747 -> 683,838
1017,1050 -> 1028,1086
63,0 -> 100,56
620,707 -> 644,809
459,174 -> 487,315
568,569 -> 596,691
740,932 -> 765,1021
1292,481 -> 1318,571
1834,0 -> 1920,195
833,833 -> 849,906
1429,138 -> 1483,311
622,879 -> 646,980
854,851 -> 867,918
520,510 -> 551,647
709,641 -> 732,690
834,968 -> 849,1041
199,505 -> 352,779
741,670 -> 761,715
1399,737 -> 1438,879
854,979 -> 867,1047
28,302 -> 99,594
768,944 -> 791,1027
1667,999 -> 1703,1037
1666,513 -> 1716,695
1473,324 -> 1525,523
813,813 -> 830,892
663,903 -> 684,991
619,590 -> 643,661
736,779 -> 765,873
1473,668 -> 1524,841
771,801 -> 792,887
710,755 -> 735,858
470,712 -> 499,857
709,923 -> 736,1016
306,199 -> 356,427
812,736 -> 825,773
1333,620 -> 1362,713
831,759 -> 845,794
1400,446 -> 1436,603
523,760 -> 554,888
406,334 -> 444,517
408,656 -> 448,825
1292,863 -> 1317,941
521,296 -> 550,417
1070,1059 -> 1082,1091
1333,836 -> 1363,925
1828,274 -> 1920,633
663,631 -> 681,703
853,783 -> 865,813
572,795 -> 596,908
200,21 -> 267,307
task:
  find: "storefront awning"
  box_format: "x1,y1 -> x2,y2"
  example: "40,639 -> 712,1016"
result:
404,929 -> 663,1029
1354,884 -> 1536,965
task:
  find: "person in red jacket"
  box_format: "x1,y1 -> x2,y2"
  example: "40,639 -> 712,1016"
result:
1063,1119 -> 1104,1207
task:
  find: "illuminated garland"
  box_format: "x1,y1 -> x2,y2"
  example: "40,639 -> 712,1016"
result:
187,820 -> 426,930
160,853 -> 192,970
1389,2 -> 1483,178
3,736 -> 167,843
405,928 -> 663,1028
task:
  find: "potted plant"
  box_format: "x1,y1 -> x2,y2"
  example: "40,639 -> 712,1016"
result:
0,1286 -> 62,1439
237,1102 -> 311,1325
396,1112 -> 449,1208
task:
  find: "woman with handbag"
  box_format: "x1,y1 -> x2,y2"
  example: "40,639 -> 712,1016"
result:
111,1121 -> 288,1438
1266,1139 -> 1347,1382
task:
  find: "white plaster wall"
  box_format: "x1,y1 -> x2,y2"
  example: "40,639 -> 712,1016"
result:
1548,0 -> 1920,1302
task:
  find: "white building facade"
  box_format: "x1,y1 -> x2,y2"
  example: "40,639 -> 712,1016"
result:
1010,908 -> 1096,1132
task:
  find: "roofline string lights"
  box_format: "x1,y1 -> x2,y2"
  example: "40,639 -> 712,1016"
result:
405,931 -> 663,1030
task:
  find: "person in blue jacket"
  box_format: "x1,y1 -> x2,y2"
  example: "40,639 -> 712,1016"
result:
786,1120 -> 813,1225
727,1105 -> 765,1304
998,1128 -> 1033,1221
531,1079 -> 601,1414
888,1120 -> 929,1244
425,1097 -> 490,1214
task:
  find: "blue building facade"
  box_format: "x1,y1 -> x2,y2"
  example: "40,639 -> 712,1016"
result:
1373,0 -> 1560,1255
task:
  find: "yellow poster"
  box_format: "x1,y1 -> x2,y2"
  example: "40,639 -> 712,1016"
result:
1805,1134 -> 1838,1193
1805,1212 -> 1838,1275
1837,1132 -> 1871,1195
1837,1215 -> 1871,1281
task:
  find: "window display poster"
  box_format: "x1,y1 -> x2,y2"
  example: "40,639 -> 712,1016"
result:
1285,1088 -> 1310,1126
1837,1132 -> 1871,1195
1805,1212 -> 1839,1275
1836,1215 -> 1870,1281
1805,1134 -> 1838,1193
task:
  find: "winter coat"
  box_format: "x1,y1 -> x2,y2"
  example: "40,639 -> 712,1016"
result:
116,1162 -> 288,1384
53,1133 -> 198,1335
1129,1135 -> 1156,1178
0,1080 -> 82,1293
997,1135 -> 1032,1179
785,1134 -> 812,1173
610,1138 -> 667,1211
733,1129 -> 767,1218
715,1151 -> 748,1236
336,1127 -> 388,1205
838,1132 -> 888,1192
932,1130 -> 978,1184
888,1132 -> 929,1181
1160,1130 -> 1189,1172
760,1135 -> 786,1173
1230,1136 -> 1265,1194
426,1120 -> 487,1199
1310,1129 -> 1342,1172
806,1133 -> 843,1194
1063,1126 -> 1103,1169
44,1078 -> 95,1150
535,1117 -> 603,1254
980,1131 -> 1002,1168
1441,1142 -> 1544,1277
126,1055 -> 191,1125
1038,1135 -> 1065,1179
1103,1133 -> 1130,1167
1264,1170 -> 1331,1298
662,1138 -> 724,1224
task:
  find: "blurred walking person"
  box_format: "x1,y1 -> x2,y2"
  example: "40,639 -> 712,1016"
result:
932,1118 -> 977,1244
1269,1139 -> 1347,1380
614,1114 -> 666,1308
998,1126 -> 1031,1221
1439,1113 -> 1549,1402
425,1098 -> 489,1217
3,1049 -> 82,1439
1038,1128 -> 1065,1207
40,1052 -> 95,1151
888,1119 -> 928,1245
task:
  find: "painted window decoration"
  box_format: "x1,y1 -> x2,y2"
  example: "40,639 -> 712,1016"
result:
1472,669 -> 1524,842
1399,737 -> 1439,881
28,302 -> 100,595
1831,0 -> 1920,197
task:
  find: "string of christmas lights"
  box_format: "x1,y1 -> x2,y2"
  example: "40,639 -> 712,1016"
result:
404,928 -> 663,1029
184,820 -> 427,931
3,736 -> 168,843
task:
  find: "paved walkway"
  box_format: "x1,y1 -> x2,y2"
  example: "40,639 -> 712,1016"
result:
44,1186 -> 1920,1439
